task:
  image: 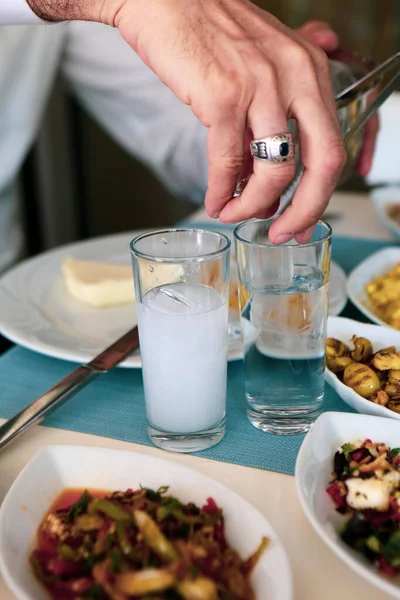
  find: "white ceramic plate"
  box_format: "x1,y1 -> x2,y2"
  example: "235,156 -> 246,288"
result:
371,186 -> 400,241
326,316 -> 400,420
0,230 -> 347,367
295,411 -> 400,599
329,261 -> 348,316
0,445 -> 292,600
347,246 -> 400,329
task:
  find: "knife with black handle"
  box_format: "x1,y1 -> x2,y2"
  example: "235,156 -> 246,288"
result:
0,326 -> 139,451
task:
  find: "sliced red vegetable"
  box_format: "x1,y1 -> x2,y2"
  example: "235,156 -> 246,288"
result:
46,556 -> 83,576
202,497 -> 219,515
379,557 -> 400,576
326,481 -> 347,510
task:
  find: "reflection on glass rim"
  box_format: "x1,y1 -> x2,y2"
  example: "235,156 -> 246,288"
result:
233,219 -> 332,249
130,228 -> 231,263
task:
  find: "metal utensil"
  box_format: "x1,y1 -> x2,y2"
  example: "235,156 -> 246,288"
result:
0,326 -> 139,451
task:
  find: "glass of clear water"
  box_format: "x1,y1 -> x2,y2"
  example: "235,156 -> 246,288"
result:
234,219 -> 331,435
130,229 -> 231,452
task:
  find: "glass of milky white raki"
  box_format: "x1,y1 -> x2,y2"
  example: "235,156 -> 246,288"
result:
130,229 -> 231,453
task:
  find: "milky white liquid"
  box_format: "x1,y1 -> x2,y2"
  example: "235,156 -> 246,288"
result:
137,282 -> 228,433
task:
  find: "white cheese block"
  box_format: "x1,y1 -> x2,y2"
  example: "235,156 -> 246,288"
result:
61,258 -> 135,308
346,477 -> 391,512
61,258 -> 185,308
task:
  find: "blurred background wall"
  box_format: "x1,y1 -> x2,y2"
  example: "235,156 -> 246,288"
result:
21,0 -> 400,255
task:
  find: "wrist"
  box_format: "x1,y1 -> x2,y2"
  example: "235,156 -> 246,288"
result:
26,0 -> 125,24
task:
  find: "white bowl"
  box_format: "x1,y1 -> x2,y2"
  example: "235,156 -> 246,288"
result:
0,445 -> 292,600
326,316 -> 400,420
371,187 -> 400,241
296,411 -> 400,599
347,246 -> 400,329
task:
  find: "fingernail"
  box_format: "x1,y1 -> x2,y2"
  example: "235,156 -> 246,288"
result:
233,176 -> 251,198
302,226 -> 315,242
274,233 -> 293,245
211,211 -> 220,219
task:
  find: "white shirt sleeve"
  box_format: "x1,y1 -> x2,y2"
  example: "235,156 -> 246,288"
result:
61,22 -> 208,204
0,0 -> 45,24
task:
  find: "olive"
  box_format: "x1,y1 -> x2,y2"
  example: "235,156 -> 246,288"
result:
343,363 -> 381,398
326,355 -> 354,374
350,336 -> 373,363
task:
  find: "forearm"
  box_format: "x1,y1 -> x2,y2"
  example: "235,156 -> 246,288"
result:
26,0 -> 122,24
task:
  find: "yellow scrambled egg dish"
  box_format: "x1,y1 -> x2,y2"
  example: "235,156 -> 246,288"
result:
366,264 -> 400,329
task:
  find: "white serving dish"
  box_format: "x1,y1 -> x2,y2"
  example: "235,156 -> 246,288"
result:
326,316 -> 400,420
371,186 -> 400,241
0,445 -> 292,600
347,247 -> 400,329
296,411 -> 400,599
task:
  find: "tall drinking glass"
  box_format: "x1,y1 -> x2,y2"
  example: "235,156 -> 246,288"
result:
234,219 -> 331,434
130,229 -> 230,452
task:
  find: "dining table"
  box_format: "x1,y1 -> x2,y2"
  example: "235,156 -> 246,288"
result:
0,190 -> 397,600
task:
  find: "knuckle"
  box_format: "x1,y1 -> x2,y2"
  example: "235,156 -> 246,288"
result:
321,143 -> 347,175
267,163 -> 297,187
310,45 -> 330,71
299,207 -> 323,228
218,153 -> 244,172
209,146 -> 244,175
214,73 -> 247,109
286,43 -> 314,71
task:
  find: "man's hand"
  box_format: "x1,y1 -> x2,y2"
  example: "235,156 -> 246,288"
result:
297,20 -> 379,179
28,0 -> 347,243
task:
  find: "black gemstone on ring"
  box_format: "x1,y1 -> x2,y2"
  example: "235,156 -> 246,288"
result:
279,142 -> 290,157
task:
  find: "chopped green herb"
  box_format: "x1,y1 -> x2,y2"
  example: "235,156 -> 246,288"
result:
88,499 -> 131,522
116,522 -> 141,564
109,549 -> 123,573
57,544 -> 79,561
157,486 -> 169,495
190,566 -> 200,577
341,443 -> 354,461
145,488 -> 162,502
391,448 -> 400,458
384,532 -> 400,563
68,490 -> 91,520
175,523 -> 191,538
30,554 -> 58,583
365,536 -> 381,553
82,583 -> 104,599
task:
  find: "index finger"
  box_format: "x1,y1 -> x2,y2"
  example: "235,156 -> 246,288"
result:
204,109 -> 246,219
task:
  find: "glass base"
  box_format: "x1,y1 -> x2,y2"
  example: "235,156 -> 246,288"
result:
247,402 -> 322,435
148,417 -> 226,453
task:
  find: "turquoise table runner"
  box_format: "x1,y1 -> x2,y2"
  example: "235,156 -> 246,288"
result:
0,235 -> 396,476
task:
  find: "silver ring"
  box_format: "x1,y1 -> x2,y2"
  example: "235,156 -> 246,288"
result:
250,133 -> 294,163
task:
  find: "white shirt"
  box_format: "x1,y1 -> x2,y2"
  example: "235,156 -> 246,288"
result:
0,0 -> 45,23
0,22 -> 208,274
